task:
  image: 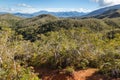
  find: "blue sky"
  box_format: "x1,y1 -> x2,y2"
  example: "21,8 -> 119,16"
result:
0,0 -> 120,13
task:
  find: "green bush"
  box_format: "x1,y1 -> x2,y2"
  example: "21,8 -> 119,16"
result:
64,67 -> 75,75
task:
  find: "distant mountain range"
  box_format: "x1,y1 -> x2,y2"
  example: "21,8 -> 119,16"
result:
34,11 -> 86,17
1,4 -> 120,18
13,11 -> 86,18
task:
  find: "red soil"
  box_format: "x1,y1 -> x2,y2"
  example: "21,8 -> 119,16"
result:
35,68 -> 120,80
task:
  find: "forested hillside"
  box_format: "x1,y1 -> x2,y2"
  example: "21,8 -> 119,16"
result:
0,14 -> 120,80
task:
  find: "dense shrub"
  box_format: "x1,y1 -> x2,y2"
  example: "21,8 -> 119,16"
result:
64,67 -> 75,75
0,14 -> 120,79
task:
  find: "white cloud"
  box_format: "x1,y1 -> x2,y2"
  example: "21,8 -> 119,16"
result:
36,8 -> 91,13
12,8 -> 91,13
0,7 -> 91,13
93,0 -> 120,7
0,7 -> 15,12
0,3 -> 91,13
18,8 -> 39,13
17,3 -> 32,8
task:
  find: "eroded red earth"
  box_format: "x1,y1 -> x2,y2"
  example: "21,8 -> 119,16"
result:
35,68 -> 120,80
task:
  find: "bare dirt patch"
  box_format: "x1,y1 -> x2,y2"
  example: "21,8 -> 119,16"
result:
35,68 -> 120,80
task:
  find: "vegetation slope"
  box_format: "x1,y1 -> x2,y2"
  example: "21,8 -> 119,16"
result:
0,13 -> 120,80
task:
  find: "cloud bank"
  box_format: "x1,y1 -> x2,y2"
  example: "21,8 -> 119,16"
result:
94,0 -> 120,7
37,8 -> 91,13
17,3 -> 32,8
0,7 -> 91,13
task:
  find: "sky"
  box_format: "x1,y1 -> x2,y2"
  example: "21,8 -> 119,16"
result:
0,0 -> 120,13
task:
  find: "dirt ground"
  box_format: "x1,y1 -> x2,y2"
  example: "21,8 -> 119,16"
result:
34,68 -> 120,80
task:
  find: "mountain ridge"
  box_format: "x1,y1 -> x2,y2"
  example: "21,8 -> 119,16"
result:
85,4 -> 120,17
1,4 -> 120,18
13,11 -> 86,18
94,9 -> 120,19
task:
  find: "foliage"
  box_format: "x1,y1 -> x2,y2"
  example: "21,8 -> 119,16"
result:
0,14 -> 120,78
64,67 -> 75,75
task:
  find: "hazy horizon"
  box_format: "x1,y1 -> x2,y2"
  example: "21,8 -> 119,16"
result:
0,0 -> 120,13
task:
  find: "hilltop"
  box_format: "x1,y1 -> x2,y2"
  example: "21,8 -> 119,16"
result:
94,9 -> 120,19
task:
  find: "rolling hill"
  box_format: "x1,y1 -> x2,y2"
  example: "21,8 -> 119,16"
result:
0,14 -> 23,27
94,9 -> 120,19
85,4 -> 120,17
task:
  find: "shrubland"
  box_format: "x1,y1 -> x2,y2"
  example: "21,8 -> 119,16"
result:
0,14 -> 120,79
